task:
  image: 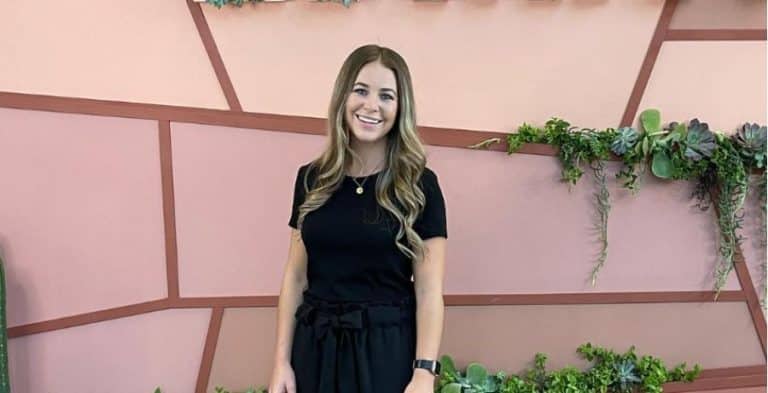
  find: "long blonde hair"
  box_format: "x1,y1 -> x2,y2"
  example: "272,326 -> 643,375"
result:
295,44 -> 430,263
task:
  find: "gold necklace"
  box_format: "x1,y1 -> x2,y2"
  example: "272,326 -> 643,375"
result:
349,161 -> 384,195
350,175 -> 369,195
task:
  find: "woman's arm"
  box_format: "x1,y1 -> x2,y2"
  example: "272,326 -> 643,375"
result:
408,236 -> 447,389
273,229 -> 308,363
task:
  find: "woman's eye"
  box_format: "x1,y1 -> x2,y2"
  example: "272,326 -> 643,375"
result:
353,88 -> 367,95
380,94 -> 394,101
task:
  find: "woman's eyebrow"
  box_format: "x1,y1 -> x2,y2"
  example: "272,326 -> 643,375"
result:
354,82 -> 397,95
380,88 -> 397,96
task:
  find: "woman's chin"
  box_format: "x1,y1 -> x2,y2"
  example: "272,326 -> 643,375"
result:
351,130 -> 386,144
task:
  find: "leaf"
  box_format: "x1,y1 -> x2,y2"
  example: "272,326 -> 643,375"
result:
441,383 -> 463,393
466,363 -> 488,385
440,354 -> 458,377
652,151 -> 673,179
640,109 -> 661,134
642,136 -> 650,157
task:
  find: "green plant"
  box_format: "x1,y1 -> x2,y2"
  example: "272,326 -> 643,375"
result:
469,111 -> 766,295
497,119 -> 616,285
154,386 -> 265,393
758,173 -> 768,309
734,123 -> 767,169
214,386 -> 264,393
0,257 -> 9,393
203,0 -> 356,8
437,343 -> 701,393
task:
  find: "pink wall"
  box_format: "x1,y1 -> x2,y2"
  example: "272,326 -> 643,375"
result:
0,0 -> 765,391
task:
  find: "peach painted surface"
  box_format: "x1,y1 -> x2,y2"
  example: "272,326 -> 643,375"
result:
207,308 -> 277,393
203,0 -> 664,131
671,0 -> 767,29
639,42 -> 767,132
208,303 -> 763,390
0,108 -> 168,326
171,122 -> 327,296
8,309 -> 211,393
0,0 -> 227,109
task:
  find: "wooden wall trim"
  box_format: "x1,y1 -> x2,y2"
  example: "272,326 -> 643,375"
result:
185,0 -> 242,111
734,259 -> 767,357
159,121 -> 181,300
195,307 -> 224,393
666,29 -> 768,41
6,299 -> 170,338
619,0 -> 678,127
8,291 -> 746,338
663,373 -> 766,392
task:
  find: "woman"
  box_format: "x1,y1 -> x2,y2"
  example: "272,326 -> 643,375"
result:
268,44 -> 448,393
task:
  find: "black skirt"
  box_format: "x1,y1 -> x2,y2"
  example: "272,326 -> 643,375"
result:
290,292 -> 417,393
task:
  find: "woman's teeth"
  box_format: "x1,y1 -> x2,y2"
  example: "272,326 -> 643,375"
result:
356,114 -> 382,125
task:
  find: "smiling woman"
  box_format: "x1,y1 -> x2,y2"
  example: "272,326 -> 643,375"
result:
268,44 -> 448,393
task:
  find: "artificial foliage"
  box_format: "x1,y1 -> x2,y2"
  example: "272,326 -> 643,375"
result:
203,0 -> 357,8
469,109 -> 767,297
437,343 -> 701,393
0,257 -> 9,393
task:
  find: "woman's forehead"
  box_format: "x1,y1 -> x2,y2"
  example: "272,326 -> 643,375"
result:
355,62 -> 397,91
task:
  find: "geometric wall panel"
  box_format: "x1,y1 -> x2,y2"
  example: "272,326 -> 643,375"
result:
8,309 -> 211,393
0,108 -> 168,326
208,308 -> 276,393
639,41 -> 766,132
0,0 -> 227,109
171,122 -> 325,297
670,0 -> 766,29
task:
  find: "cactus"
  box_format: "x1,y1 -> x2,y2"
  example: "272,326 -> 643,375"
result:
0,256 -> 10,393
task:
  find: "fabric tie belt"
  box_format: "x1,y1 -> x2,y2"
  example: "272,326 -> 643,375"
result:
294,294 -> 415,393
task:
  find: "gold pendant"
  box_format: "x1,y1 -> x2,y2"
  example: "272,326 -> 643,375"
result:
356,186 -> 364,195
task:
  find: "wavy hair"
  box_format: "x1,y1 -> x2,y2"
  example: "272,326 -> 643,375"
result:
294,44 -> 430,263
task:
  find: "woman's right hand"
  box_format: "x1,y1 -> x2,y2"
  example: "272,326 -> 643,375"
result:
268,360 -> 297,393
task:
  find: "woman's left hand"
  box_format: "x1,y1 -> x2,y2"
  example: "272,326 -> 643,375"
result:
403,369 -> 436,393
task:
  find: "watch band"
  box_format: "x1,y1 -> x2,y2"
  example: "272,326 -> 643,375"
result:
413,359 -> 441,375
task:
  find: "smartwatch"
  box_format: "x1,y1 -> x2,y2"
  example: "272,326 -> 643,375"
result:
413,359 -> 441,376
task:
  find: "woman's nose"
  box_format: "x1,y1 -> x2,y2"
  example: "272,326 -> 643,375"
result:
363,95 -> 379,111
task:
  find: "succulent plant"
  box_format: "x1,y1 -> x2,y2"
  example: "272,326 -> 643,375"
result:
611,127 -> 639,155
684,119 -> 716,161
733,122 -> 767,168
439,355 -> 505,393
614,359 -> 642,393
640,109 -> 662,135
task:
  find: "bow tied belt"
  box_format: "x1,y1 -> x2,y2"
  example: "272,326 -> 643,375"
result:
294,295 -> 416,393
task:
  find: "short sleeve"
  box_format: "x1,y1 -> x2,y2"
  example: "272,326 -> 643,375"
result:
288,164 -> 309,229
414,168 -> 447,240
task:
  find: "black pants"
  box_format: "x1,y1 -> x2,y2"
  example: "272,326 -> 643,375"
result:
290,293 -> 417,393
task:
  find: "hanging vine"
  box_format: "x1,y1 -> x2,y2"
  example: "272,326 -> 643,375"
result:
469,110 -> 766,296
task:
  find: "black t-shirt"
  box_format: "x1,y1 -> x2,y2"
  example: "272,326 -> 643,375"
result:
288,163 -> 447,302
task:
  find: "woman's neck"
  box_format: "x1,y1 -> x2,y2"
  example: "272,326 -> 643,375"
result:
348,139 -> 388,176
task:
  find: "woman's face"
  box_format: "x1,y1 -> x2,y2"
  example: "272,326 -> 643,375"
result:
344,60 -> 399,145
